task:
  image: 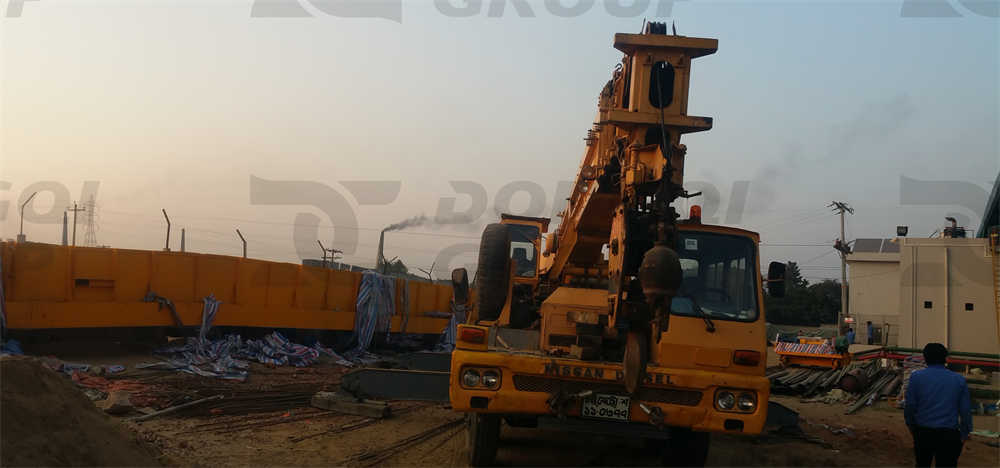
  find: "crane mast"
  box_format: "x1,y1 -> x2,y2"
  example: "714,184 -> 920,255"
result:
541,23 -> 718,392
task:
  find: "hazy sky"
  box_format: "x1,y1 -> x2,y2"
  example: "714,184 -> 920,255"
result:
1,0 -> 997,281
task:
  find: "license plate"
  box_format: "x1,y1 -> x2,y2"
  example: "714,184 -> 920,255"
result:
581,393 -> 631,422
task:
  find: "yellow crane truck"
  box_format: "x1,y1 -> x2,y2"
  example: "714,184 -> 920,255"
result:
448,24 -> 786,466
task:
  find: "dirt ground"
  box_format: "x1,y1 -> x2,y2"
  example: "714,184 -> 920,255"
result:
0,358 -> 160,467
122,398 -> 1000,467
6,340 -> 1000,467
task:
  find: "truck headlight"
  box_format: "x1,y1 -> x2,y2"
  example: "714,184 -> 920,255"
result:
737,393 -> 756,412
715,391 -> 736,410
462,369 -> 481,388
481,370 -> 501,389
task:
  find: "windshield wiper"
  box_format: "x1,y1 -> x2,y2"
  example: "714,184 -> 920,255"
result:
676,295 -> 715,333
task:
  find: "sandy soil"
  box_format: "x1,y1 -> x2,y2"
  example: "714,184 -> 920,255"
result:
124,399 -> 999,467
11,340 -> 1000,467
0,357 -> 160,467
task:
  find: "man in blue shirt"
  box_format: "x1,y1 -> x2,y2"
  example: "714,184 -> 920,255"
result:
846,328 -> 855,345
867,321 -> 875,345
904,343 -> 972,467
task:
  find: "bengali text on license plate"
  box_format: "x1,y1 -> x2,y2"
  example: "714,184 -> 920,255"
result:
581,393 -> 631,422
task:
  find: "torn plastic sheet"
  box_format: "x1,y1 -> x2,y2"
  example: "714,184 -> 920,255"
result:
140,331 -> 353,380
349,271 -> 395,357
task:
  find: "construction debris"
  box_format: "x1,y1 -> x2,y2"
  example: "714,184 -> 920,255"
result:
768,365 -> 852,397
896,355 -> 926,407
311,391 -> 390,419
289,403 -> 431,443
769,359 -> 904,414
72,372 -> 167,408
101,390 -> 134,415
138,331 -> 350,381
132,394 -> 225,422
334,417 -> 466,467
844,369 -> 901,414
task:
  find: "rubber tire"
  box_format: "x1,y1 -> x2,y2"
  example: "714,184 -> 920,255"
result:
663,429 -> 710,467
623,330 -> 649,394
467,413 -> 501,467
475,223 -> 511,322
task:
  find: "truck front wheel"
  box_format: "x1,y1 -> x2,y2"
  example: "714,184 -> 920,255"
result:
467,413 -> 501,466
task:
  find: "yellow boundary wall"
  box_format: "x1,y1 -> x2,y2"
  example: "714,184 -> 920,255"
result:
1,242 -> 453,334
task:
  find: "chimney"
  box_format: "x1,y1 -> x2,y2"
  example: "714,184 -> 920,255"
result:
376,229 -> 386,273
62,211 -> 68,246
943,216 -> 967,238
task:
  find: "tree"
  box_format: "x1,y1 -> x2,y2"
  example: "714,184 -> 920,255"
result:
786,262 -> 808,290
807,280 -> 841,324
383,259 -> 409,276
763,262 -> 841,326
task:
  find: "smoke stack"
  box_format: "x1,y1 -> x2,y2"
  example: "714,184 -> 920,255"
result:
61,211 -> 68,246
943,216 -> 966,238
376,229 -> 386,273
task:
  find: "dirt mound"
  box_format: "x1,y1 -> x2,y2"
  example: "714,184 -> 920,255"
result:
1,357 -> 160,467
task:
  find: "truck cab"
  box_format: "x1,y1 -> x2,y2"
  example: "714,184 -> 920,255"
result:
450,217 -> 783,466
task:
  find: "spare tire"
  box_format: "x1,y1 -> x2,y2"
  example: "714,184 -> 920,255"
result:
476,223 -> 511,322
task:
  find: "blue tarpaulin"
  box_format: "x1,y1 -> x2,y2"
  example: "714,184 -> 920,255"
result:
139,295 -> 351,380
348,271 -> 395,358
1,338 -> 22,356
142,331 -> 350,381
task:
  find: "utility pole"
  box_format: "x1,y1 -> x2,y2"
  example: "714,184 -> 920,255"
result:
161,209 -> 171,251
318,240 -> 329,268
17,191 -> 38,243
236,229 -> 247,258
67,202 -> 86,247
180,228 -> 186,252
317,240 -> 342,269
829,201 -> 854,337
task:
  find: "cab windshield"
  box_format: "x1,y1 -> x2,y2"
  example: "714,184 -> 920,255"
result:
508,224 -> 539,278
670,231 -> 759,322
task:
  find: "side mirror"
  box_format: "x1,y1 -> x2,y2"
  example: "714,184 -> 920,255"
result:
766,261 -> 786,298
451,268 -> 470,305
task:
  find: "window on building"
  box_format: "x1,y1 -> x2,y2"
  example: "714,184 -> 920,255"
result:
923,301 -> 933,309
965,303 -> 974,311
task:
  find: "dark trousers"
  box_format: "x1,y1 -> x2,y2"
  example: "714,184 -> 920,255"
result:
912,426 -> 963,467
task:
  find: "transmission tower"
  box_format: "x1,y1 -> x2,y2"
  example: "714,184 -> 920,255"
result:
82,195 -> 99,247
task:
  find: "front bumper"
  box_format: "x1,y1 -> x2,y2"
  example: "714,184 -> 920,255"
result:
449,349 -> 769,435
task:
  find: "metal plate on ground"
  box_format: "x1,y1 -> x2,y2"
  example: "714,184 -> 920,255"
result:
340,368 -> 450,402
396,351 -> 452,372
581,393 -> 631,422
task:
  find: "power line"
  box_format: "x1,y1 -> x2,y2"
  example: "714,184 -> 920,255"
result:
67,202 -> 86,247
800,249 -> 837,265
100,208 -> 484,240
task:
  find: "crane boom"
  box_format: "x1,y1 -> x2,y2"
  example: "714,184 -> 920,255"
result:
539,24 -> 718,390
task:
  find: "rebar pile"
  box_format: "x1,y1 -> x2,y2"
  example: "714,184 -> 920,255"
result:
199,392 -> 314,414
768,359 -> 903,414
110,361 -> 347,414
768,366 -> 851,397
